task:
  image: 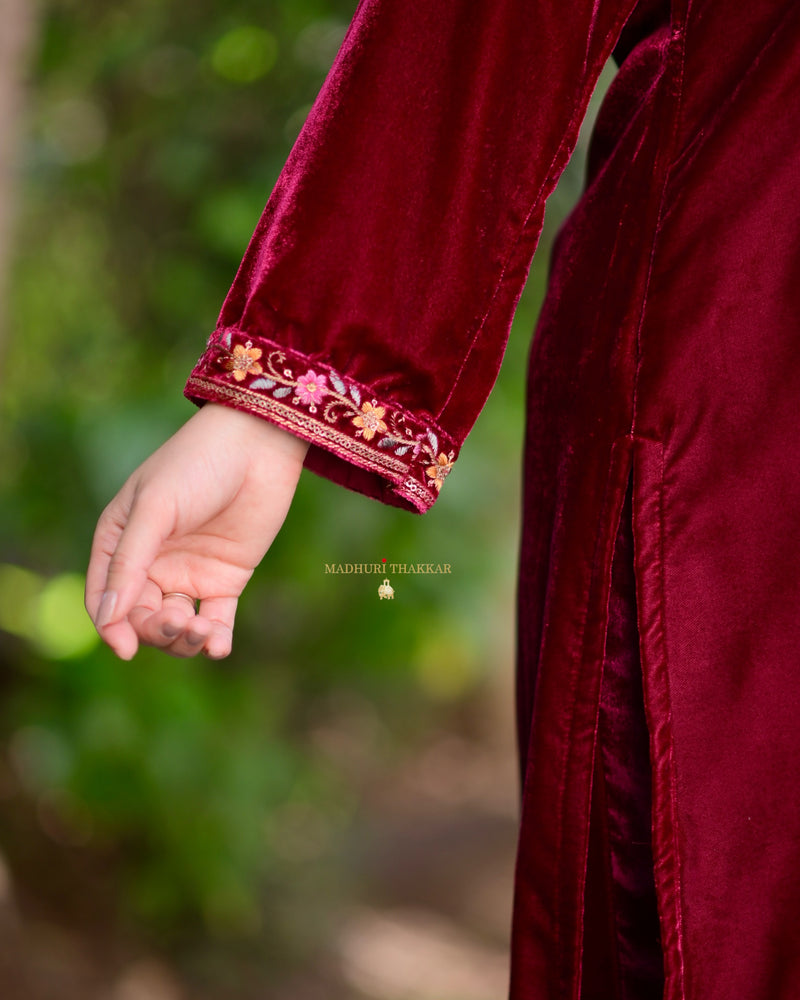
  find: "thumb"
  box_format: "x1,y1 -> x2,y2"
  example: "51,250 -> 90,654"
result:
93,494 -> 172,627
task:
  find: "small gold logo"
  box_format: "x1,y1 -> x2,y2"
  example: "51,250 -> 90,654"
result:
378,578 -> 395,600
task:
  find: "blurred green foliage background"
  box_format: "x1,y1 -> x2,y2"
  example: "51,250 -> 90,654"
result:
0,1 -> 610,996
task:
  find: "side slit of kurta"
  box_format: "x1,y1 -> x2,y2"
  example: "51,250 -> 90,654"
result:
581,473 -> 664,1000
509,436 -> 639,999
581,740 -> 623,998
553,439 -> 636,1000
631,438 -> 687,1000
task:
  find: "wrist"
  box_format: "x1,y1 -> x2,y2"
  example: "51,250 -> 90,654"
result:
200,402 -> 310,463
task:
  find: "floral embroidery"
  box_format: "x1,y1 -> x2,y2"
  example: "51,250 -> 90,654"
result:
294,370 -> 328,413
222,341 -> 263,381
352,401 -> 388,440
426,452 -> 454,491
193,331 -> 459,512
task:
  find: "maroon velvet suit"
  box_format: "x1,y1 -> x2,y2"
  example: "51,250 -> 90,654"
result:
187,0 -> 800,996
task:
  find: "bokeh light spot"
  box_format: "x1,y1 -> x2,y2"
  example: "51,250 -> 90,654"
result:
34,573 -> 100,660
39,97 -> 108,164
0,563 -> 43,639
211,26 -> 278,84
414,628 -> 479,701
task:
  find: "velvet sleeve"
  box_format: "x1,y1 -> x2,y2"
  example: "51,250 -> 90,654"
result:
185,0 -> 638,513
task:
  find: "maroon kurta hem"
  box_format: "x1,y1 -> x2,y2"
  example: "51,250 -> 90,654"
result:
187,0 -> 800,996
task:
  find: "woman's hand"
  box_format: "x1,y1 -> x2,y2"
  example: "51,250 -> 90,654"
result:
85,403 -> 309,660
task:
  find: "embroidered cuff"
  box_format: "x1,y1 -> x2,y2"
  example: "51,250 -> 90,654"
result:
184,328 -> 458,513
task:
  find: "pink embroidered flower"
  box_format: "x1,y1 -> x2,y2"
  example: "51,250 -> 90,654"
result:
352,400 -> 388,440
425,453 -> 453,491
294,370 -> 328,410
223,341 -> 263,381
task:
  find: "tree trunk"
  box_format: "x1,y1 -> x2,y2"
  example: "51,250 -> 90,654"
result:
0,0 -> 38,372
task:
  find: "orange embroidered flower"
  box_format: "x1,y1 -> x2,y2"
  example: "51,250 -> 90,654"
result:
425,453 -> 453,491
352,400 -> 388,440
223,342 -> 263,381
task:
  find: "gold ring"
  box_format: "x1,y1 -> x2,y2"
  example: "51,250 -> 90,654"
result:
162,592 -> 198,610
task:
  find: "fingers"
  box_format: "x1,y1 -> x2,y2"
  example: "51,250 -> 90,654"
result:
128,603 -> 211,658
197,595 -> 238,659
97,619 -> 142,661
87,497 -> 240,659
86,491 -> 173,658
85,489 -> 132,622
97,496 -> 171,625
123,593 -> 237,659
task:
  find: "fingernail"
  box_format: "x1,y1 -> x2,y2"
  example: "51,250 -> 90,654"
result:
97,591 -> 118,627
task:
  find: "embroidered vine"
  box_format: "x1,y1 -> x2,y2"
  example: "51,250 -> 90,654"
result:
212,334 -> 455,497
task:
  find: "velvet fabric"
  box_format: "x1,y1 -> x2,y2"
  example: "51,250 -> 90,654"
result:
187,0 -> 800,996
